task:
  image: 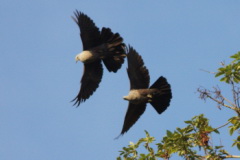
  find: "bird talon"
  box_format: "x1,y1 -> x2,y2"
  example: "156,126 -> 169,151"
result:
147,94 -> 152,98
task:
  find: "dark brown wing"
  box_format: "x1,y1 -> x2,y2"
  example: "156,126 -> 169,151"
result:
120,103 -> 147,135
101,28 -> 126,72
72,61 -> 103,106
127,46 -> 150,89
72,10 -> 101,50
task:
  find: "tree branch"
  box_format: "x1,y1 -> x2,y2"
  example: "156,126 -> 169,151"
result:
220,155 -> 240,159
213,121 -> 231,131
219,94 -> 237,108
200,69 -> 216,74
231,80 -> 238,108
201,155 -> 240,159
206,94 -> 236,110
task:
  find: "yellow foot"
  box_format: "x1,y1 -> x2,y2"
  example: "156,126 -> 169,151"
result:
147,94 -> 152,102
147,94 -> 152,98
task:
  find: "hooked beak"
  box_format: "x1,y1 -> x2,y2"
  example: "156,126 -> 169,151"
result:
123,96 -> 128,100
75,56 -> 79,63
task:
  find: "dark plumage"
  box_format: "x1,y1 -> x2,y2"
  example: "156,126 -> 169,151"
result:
72,11 -> 126,106
119,46 -> 172,135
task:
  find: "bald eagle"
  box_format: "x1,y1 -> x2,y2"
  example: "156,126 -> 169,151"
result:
119,46 -> 172,135
72,11 -> 126,106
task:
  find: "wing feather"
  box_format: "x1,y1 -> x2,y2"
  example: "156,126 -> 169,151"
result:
72,61 -> 103,106
120,103 -> 147,135
127,46 -> 150,89
72,11 -> 101,50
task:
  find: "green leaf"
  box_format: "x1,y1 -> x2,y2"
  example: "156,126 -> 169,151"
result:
233,77 -> 239,83
230,52 -> 240,60
185,128 -> 194,133
237,144 -> 240,150
166,130 -> 172,137
229,117 -> 237,124
139,154 -> 147,158
229,127 -> 234,135
234,73 -> 240,80
144,130 -> 150,137
184,120 -> 192,124
205,155 -> 211,159
232,141 -> 238,147
176,127 -> 182,133
237,136 -> 240,141
129,141 -> 135,146
220,77 -> 229,83
219,149 -> 229,155
215,71 -> 224,77
213,129 -> 220,134
205,126 -> 214,132
215,146 -> 223,149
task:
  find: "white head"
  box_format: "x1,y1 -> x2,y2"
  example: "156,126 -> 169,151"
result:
75,51 -> 93,63
123,90 -> 140,101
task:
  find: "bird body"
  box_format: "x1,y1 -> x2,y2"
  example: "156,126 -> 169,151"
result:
72,11 -> 126,106
119,46 -> 172,136
123,89 -> 158,104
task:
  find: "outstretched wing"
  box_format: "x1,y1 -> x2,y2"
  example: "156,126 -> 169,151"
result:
72,10 -> 101,50
127,46 -> 150,89
72,61 -> 103,106
120,103 -> 147,135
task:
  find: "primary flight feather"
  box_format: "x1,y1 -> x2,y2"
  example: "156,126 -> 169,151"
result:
72,11 -> 126,106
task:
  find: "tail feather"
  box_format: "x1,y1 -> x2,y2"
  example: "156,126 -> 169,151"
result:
100,28 -> 126,72
150,76 -> 172,114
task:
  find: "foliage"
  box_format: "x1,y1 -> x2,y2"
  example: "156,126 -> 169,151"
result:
228,116 -> 240,150
118,115 -> 229,160
215,52 -> 240,84
118,53 -> 240,159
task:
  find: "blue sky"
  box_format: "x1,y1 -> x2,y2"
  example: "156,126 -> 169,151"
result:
1,0 -> 240,159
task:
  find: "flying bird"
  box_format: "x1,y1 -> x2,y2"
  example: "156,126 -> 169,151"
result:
72,11 -> 126,106
119,46 -> 172,135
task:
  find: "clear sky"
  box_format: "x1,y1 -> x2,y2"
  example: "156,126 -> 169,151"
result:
1,0 -> 240,159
